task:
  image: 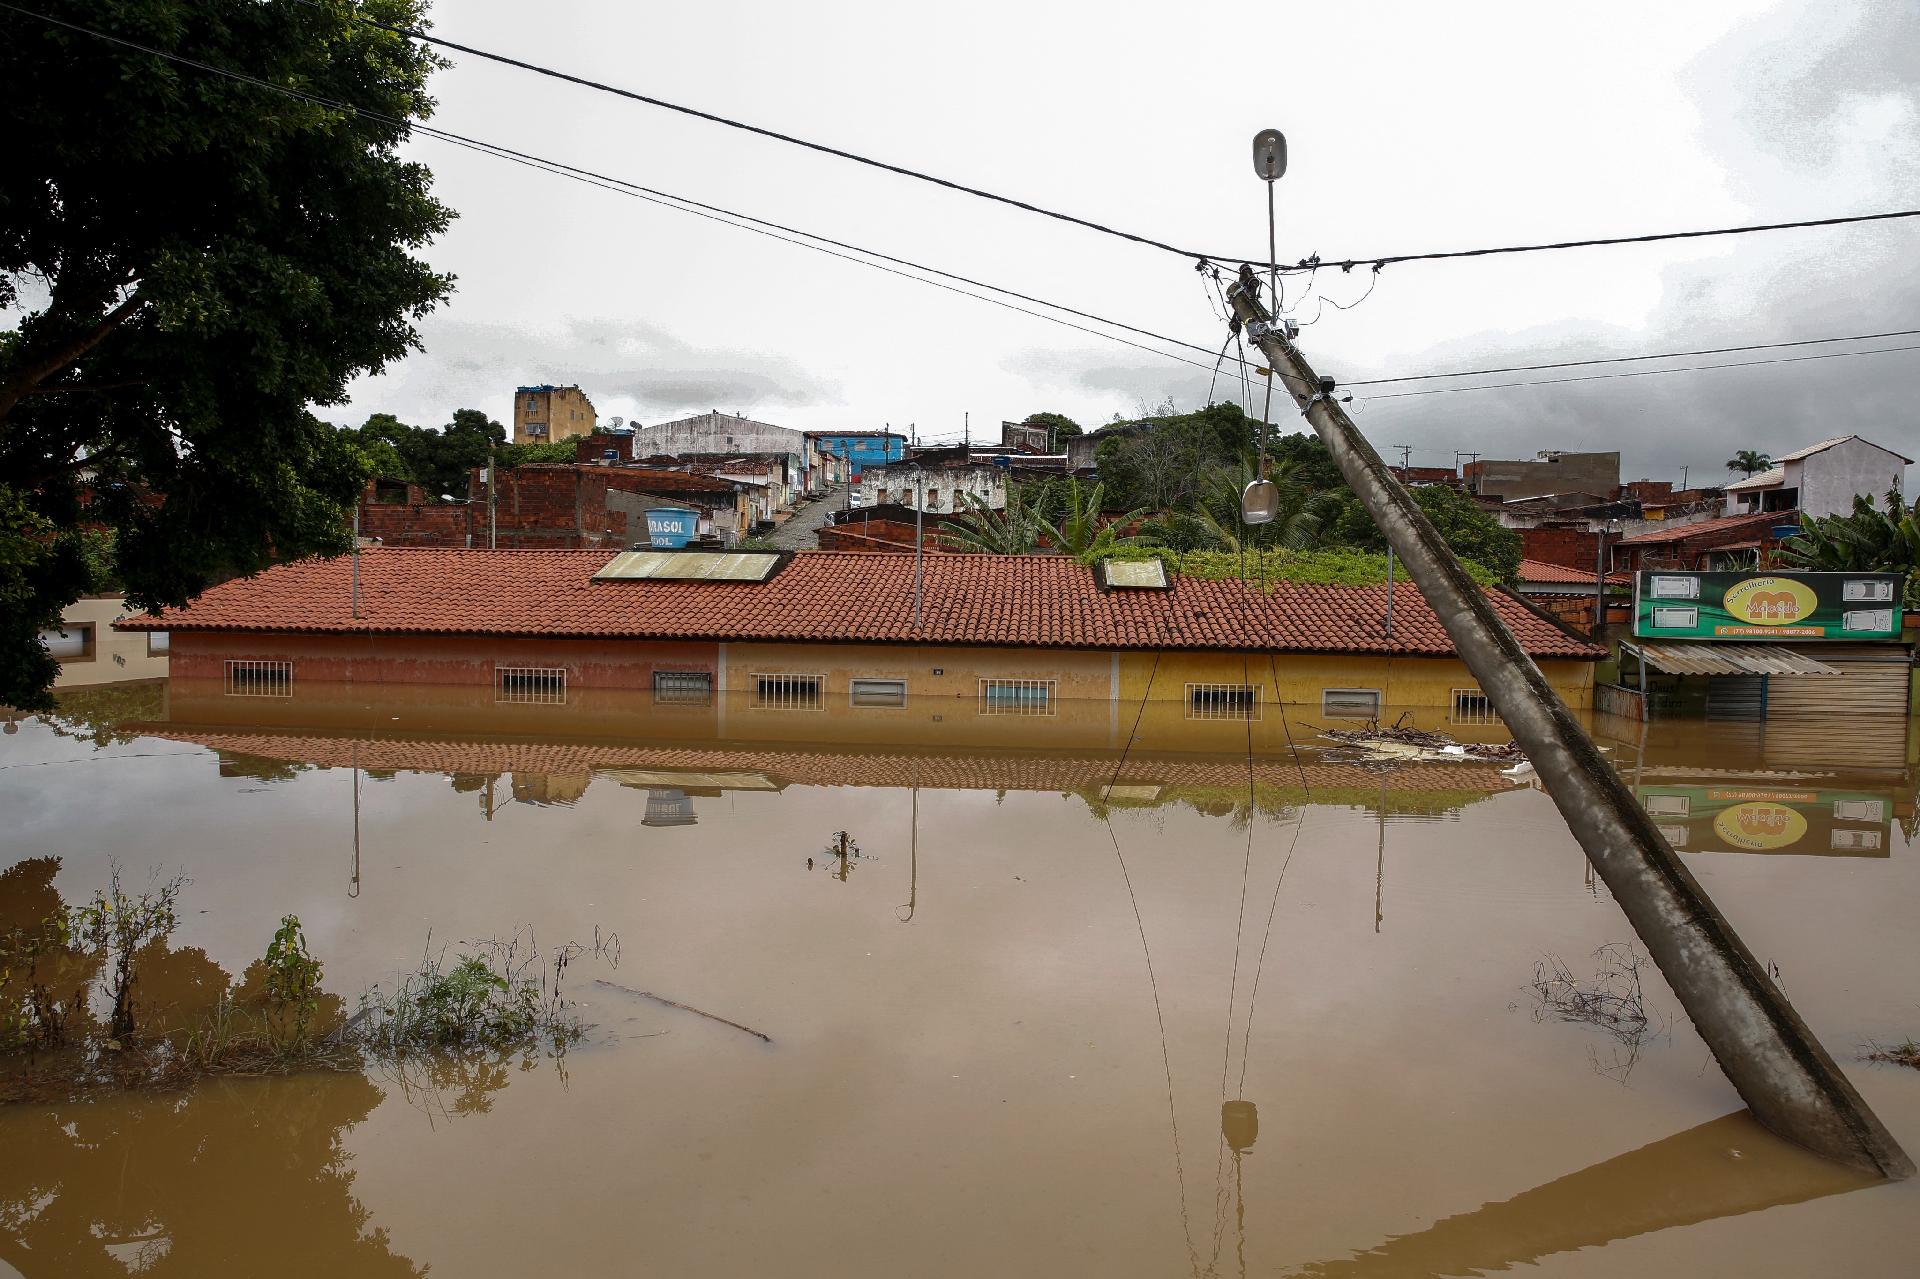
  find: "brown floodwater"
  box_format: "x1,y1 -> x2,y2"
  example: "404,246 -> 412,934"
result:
2,680 -> 1917,1276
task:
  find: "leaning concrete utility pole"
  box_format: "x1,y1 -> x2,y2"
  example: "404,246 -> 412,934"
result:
1225,278 -> 1911,1179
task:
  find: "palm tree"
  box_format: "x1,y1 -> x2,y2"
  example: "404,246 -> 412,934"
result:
942,487 -> 1050,554
1191,455 -> 1332,553
1726,449 -> 1773,476
1046,478 -> 1149,559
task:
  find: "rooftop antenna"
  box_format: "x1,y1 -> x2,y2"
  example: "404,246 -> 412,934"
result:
1242,127 -> 1288,526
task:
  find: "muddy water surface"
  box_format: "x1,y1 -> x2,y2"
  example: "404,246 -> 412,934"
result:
1,683 -> 1916,1277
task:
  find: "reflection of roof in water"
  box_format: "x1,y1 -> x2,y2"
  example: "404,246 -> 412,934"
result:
134,727 -> 1519,798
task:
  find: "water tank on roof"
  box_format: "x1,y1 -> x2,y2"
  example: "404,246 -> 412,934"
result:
645,507 -> 699,548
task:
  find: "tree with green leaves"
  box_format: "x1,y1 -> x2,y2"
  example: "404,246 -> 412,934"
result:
0,0 -> 453,707
1019,411 -> 1082,441
943,487 -> 1051,555
1778,489 -> 1920,606
337,407 -> 505,495
1045,478 -> 1147,558
1726,449 -> 1773,476
1324,483 -> 1521,582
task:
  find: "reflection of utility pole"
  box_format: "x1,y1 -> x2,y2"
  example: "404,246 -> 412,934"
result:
1222,1099 -> 1258,1279
483,775 -> 498,820
349,741 -> 362,898
897,763 -> 919,922
1375,773 -> 1387,932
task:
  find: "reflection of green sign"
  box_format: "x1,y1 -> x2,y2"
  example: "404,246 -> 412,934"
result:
1636,784 -> 1891,856
1634,571 -> 1903,641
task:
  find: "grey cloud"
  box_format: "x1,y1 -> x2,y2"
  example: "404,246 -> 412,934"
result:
336,316 -> 838,427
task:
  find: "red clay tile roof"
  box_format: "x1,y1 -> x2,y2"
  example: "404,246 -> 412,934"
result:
1617,509 -> 1790,546
1517,558 -> 1630,585
116,548 -> 1604,659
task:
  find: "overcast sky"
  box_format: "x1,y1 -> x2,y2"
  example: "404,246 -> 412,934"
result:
335,0 -> 1918,484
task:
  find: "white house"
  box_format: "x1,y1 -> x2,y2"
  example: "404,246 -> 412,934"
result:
1723,435 -> 1910,519
857,462 -> 1007,515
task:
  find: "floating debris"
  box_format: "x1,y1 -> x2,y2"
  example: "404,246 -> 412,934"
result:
1320,724 -> 1526,764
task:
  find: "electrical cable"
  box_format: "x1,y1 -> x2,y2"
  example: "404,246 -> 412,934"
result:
1345,327 -> 1920,386
300,3 -> 1920,272
1359,342 -> 1920,402
0,2 -> 1234,376
299,0 -> 1233,264
1308,208 -> 1920,274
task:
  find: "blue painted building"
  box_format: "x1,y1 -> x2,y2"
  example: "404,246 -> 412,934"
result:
807,432 -> 906,475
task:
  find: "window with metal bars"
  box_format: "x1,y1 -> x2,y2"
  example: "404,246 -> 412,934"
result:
497,666 -> 567,704
753,673 -> 824,709
225,659 -> 292,697
979,678 -> 1056,715
652,671 -> 713,705
1450,688 -> 1499,724
1186,682 -> 1261,720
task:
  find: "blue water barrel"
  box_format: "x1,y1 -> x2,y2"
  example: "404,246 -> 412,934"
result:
1770,524 -> 1801,539
645,507 -> 699,548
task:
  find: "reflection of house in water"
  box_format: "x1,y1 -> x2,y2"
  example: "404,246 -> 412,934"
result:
509,771 -> 590,807
1593,715 -> 1917,858
640,788 -> 697,826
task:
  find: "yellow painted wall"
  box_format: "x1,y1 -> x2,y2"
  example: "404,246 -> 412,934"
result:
52,596 -> 171,689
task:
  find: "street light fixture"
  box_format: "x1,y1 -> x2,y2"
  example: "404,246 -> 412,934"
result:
1243,127 -> 1288,526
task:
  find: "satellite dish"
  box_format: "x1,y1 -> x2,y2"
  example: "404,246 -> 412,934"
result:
1252,129 -> 1287,182
609,416 -> 625,428
1242,479 -> 1280,524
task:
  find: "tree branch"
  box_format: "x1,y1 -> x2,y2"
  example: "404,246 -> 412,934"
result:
0,289 -> 146,424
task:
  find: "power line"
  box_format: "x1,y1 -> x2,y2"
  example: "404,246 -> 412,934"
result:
312,2 -> 1920,275
1346,328 -> 1920,386
303,0 -> 1232,264
1295,209 -> 1920,275
1360,341 -> 1920,402
2,3 -> 1240,379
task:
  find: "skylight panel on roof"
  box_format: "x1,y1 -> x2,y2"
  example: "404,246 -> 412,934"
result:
593,551 -> 782,582
1101,559 -> 1170,589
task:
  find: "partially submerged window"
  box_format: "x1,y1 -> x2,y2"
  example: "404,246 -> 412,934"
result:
753,673 -> 824,710
1450,688 -> 1498,725
850,678 -> 908,708
652,671 -> 712,706
1320,688 -> 1380,720
39,622 -> 94,661
1187,683 -> 1260,720
497,666 -> 567,704
980,678 -> 1056,716
147,631 -> 170,657
226,658 -> 291,697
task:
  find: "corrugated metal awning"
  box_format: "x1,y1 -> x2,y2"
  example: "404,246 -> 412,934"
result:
1624,641 -> 1843,677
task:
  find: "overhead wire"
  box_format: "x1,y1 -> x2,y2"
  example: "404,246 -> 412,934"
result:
300,0 -> 1235,263
1345,327 -> 1920,386
0,2 -> 1238,378
1359,341 -> 1920,402
309,0 -> 1920,276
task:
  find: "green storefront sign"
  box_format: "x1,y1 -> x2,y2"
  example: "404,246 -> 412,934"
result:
1633,570 -> 1904,641
1636,784 -> 1893,857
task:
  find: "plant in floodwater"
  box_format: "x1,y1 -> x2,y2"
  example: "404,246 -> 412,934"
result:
64,865 -> 187,1043
1863,1040 -> 1920,1070
357,929 -> 589,1055
262,914 -> 325,1048
1529,942 -> 1669,1082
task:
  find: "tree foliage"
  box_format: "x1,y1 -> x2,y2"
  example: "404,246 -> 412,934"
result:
1726,449 -> 1773,476
1019,411 -> 1082,440
336,407 -> 504,495
1324,483 -> 1522,583
0,0 -> 454,707
1778,490 -> 1920,607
